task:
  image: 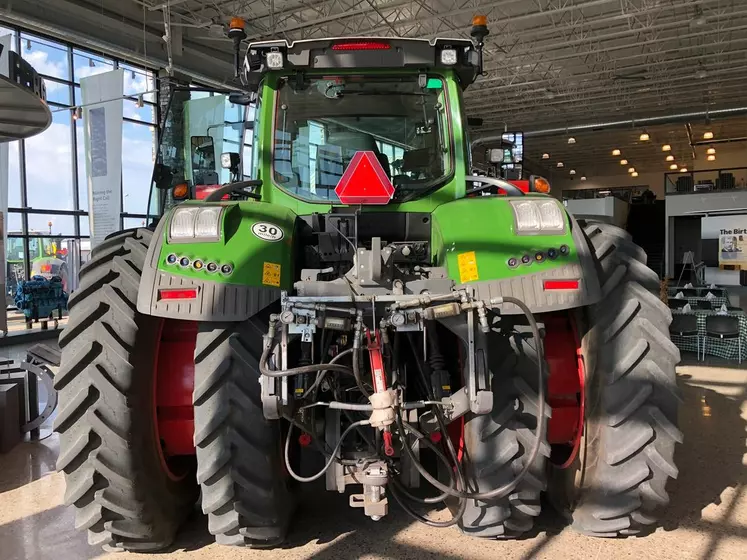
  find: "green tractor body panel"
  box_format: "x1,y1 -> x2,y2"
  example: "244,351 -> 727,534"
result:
140,38 -> 604,319
431,195 -> 579,284
156,201 -> 298,290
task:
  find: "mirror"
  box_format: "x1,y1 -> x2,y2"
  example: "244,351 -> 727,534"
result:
152,162 -> 174,190
228,91 -> 255,106
190,135 -> 216,185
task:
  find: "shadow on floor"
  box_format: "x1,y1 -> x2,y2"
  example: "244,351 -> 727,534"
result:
661,372 -> 747,560
0,438 -> 58,494
0,505 -> 98,560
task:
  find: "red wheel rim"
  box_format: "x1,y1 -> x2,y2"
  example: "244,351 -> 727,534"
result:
545,312 -> 585,469
152,319 -> 197,481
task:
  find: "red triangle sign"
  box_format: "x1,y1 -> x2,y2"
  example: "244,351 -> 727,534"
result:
335,151 -> 395,205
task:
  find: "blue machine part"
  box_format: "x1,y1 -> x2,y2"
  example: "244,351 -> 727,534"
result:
14,275 -> 69,321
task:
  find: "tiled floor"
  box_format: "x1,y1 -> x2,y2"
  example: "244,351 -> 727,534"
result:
1,353 -> 746,559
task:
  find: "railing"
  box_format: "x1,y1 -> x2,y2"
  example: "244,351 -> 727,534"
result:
665,167 -> 747,195
561,185 -> 648,202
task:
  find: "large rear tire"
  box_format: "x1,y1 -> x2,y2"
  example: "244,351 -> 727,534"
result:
193,315 -> 294,547
459,328 -> 550,538
54,229 -> 198,551
550,221 -> 682,536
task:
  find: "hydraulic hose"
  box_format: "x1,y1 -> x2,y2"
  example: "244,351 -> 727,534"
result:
391,417 -> 468,527
352,346 -> 373,398
397,297 -> 546,502
306,348 -> 354,395
284,419 -> 371,483
259,338 -> 354,378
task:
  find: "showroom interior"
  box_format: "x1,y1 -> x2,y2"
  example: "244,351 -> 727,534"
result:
0,1 -> 746,559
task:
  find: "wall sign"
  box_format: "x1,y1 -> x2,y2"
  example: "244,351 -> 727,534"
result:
719,227 -> 747,267
81,69 -> 124,249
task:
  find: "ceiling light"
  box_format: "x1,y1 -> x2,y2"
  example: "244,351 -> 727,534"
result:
666,154 -> 675,161
703,130 -> 714,140
680,167 -> 688,173
569,169 -> 576,175
72,107 -> 82,120
670,163 -> 678,170
628,167 -> 636,173
26,39 -> 32,51
580,176 -> 587,181
707,154 -> 716,161
542,153 -> 550,159
639,131 -> 650,141
632,171 -> 639,177
662,144 -> 671,152
557,162 -> 564,168
568,137 -> 576,144
696,67 -> 708,80
135,94 -> 144,108
612,148 -> 621,156
707,147 -> 716,155
620,159 -> 628,165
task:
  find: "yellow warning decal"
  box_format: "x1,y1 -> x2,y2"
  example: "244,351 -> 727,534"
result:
262,262 -> 282,287
457,251 -> 479,283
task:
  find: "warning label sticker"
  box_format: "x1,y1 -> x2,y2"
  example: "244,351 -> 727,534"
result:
262,262 -> 282,287
457,251 -> 479,283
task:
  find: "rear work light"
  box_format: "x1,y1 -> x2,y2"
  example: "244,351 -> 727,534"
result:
266,51 -> 284,69
440,48 -> 458,65
331,41 -> 391,51
544,280 -> 579,291
159,288 -> 199,300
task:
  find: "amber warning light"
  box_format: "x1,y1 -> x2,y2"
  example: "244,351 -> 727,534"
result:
335,151 -> 395,205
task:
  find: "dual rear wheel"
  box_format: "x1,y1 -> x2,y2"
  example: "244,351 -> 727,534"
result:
55,229 -> 291,551
460,221 -> 681,539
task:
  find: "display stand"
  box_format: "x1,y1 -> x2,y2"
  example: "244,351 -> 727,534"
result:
677,251 -> 706,286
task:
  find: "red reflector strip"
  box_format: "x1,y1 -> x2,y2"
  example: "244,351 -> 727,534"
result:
331,42 -> 390,51
544,280 -> 580,291
159,288 -> 198,300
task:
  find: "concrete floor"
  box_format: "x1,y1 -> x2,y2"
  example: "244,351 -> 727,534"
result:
1,351 -> 746,560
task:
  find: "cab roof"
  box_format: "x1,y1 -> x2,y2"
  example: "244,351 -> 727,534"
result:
243,37 -> 480,90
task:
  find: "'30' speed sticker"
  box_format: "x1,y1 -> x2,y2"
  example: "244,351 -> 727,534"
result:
251,222 -> 284,242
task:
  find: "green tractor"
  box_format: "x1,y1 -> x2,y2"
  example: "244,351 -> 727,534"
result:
55,19 -> 681,552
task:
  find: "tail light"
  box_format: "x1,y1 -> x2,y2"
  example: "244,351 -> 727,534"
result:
331,42 -> 390,51
158,288 -> 198,300
544,280 -> 579,291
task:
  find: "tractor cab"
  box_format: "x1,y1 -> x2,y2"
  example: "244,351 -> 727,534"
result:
148,23 -> 549,220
